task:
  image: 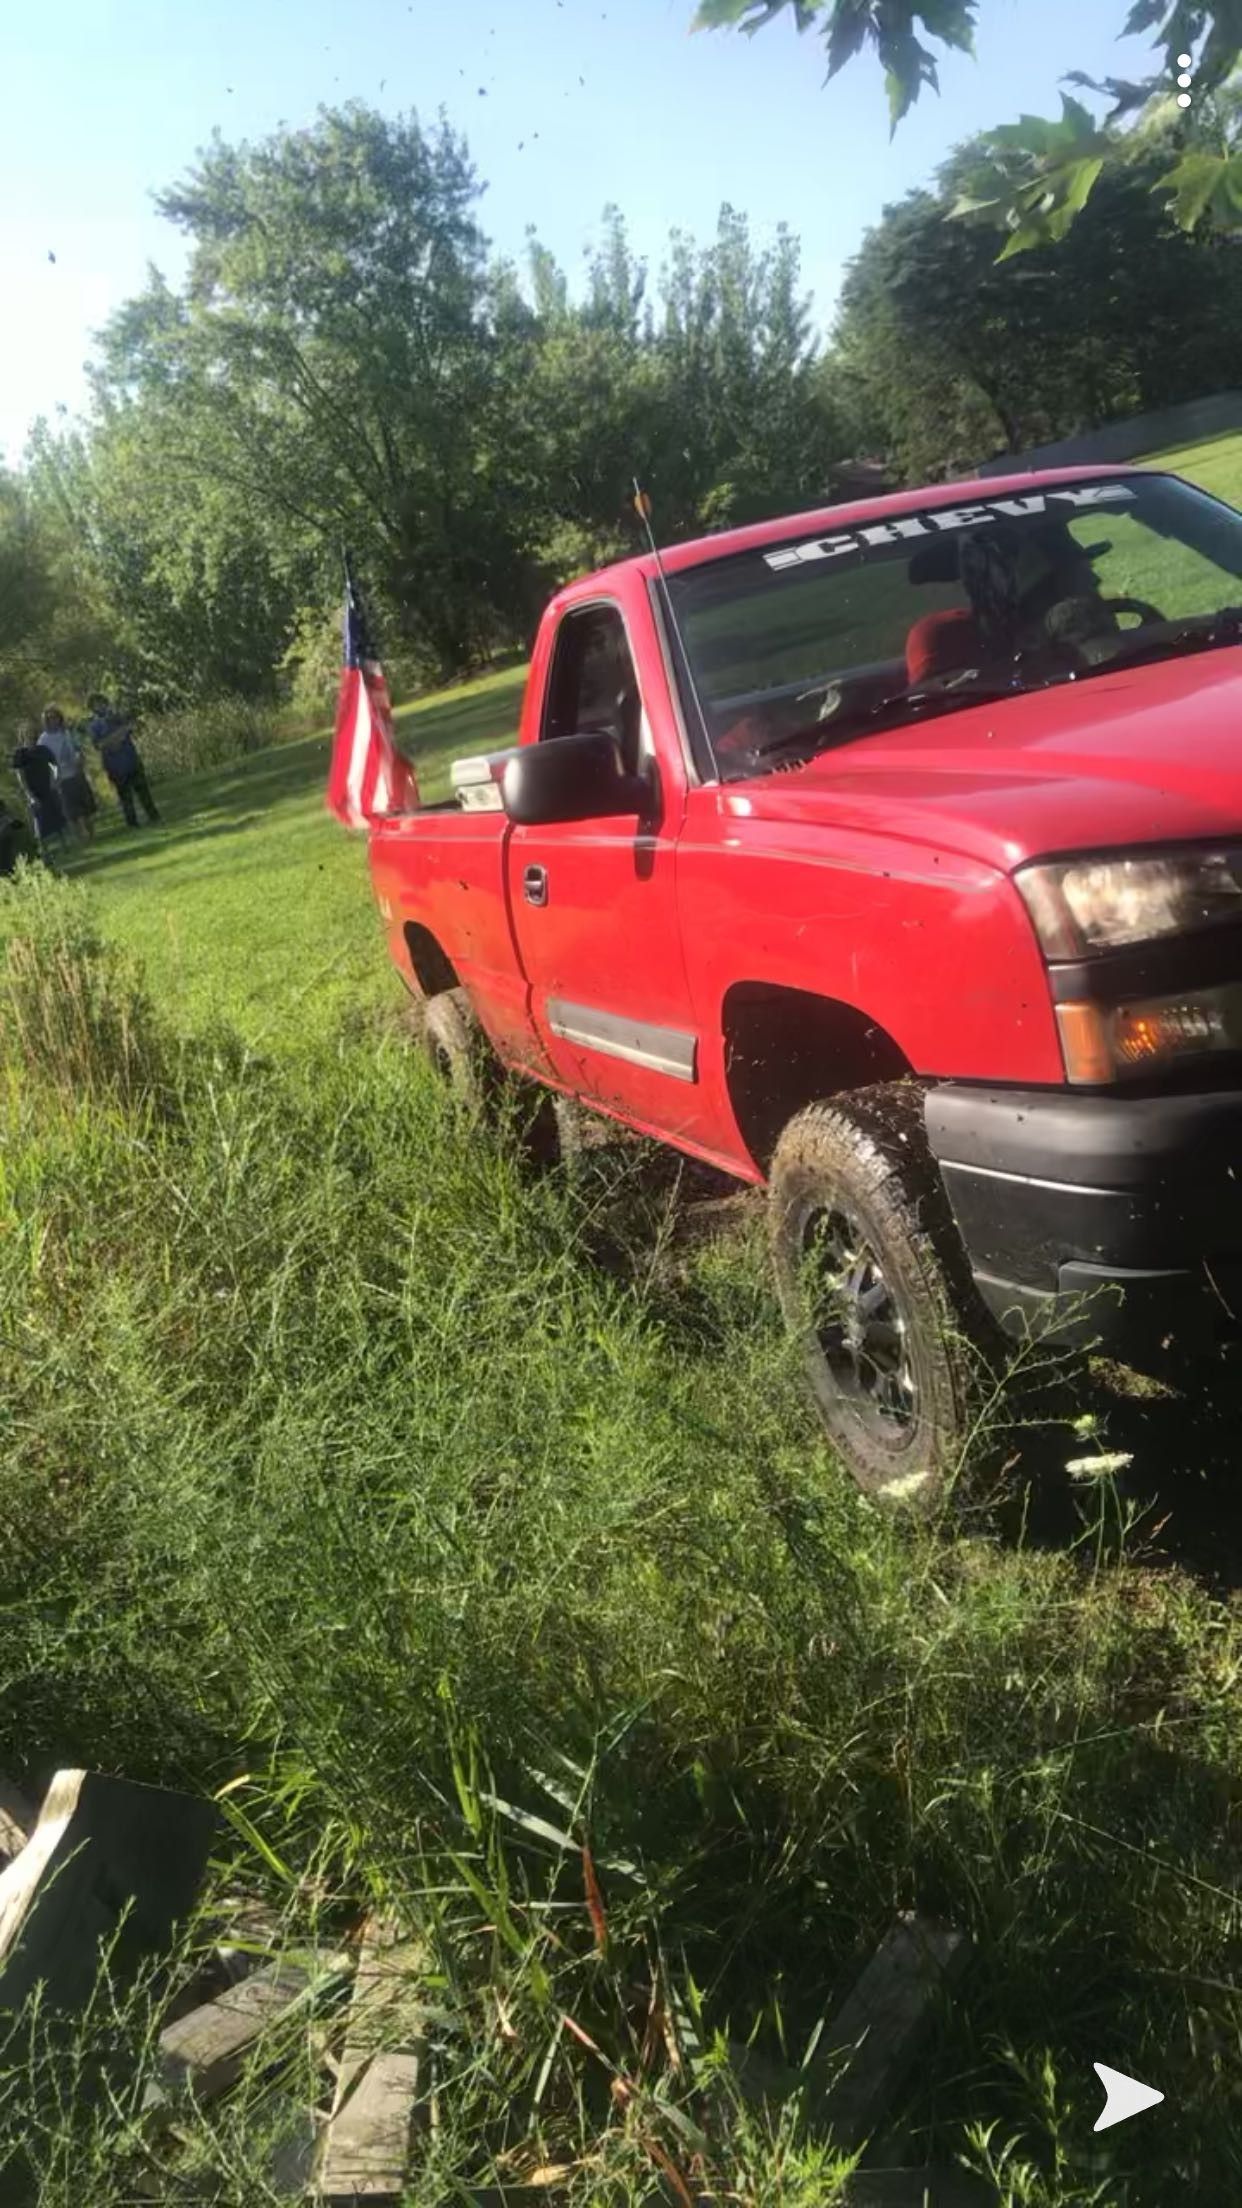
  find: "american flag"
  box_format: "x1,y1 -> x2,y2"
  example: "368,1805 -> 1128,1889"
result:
325,566 -> 418,830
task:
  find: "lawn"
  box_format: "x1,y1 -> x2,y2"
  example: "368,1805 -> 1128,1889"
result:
48,663 -> 526,1044
1141,424 -> 1242,505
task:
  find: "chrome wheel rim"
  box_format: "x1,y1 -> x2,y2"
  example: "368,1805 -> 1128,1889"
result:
800,1205 -> 918,1439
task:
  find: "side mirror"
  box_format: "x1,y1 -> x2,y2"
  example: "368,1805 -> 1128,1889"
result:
501,731 -> 653,827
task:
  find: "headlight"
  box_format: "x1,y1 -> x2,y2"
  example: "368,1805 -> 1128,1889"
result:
1016,849 -> 1242,959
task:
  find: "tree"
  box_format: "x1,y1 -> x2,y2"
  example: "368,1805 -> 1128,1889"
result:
654,207 -> 835,527
835,135 -> 1242,479
0,473 -> 55,728
18,108 -> 852,708
694,2 -> 1242,254
501,204 -> 846,575
91,105 -> 539,680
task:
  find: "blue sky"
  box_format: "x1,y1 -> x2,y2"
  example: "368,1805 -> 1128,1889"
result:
2,0 -> 1166,463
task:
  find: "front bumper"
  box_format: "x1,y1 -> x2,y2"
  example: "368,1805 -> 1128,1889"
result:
924,1083 -> 1242,1356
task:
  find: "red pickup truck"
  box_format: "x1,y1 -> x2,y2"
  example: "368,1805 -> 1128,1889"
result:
368,463 -> 1242,1506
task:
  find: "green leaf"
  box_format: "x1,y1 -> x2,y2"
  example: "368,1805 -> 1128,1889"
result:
826,0 -> 874,80
1062,72 -> 1154,120
1062,154 -> 1106,217
691,0 -> 757,27
990,113 -> 1071,158
947,190 -> 1003,218
479,1791 -> 578,1853
920,0 -> 977,54
1158,149 -> 1234,227
886,66 -> 911,130
1059,92 -> 1097,139
1123,0 -> 1169,30
996,216 -> 1055,261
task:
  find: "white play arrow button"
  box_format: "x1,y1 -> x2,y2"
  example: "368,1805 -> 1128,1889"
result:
1093,2063 -> 1164,2132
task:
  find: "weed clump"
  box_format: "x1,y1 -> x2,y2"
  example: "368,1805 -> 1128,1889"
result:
1,866 -> 171,1113
3,889 -> 1242,2202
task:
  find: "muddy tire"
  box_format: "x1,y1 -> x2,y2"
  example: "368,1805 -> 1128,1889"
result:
549,1094 -> 586,1175
422,988 -> 498,1111
422,990 -> 579,1171
397,991 -> 429,1048
768,1085 -> 996,1511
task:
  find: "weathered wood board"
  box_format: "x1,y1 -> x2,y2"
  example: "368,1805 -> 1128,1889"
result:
0,1775 -> 36,1868
809,1914 -> 972,2149
154,1957 -> 327,2103
315,1916 -> 428,2202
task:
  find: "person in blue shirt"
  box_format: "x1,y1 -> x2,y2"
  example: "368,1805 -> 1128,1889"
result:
86,693 -> 161,828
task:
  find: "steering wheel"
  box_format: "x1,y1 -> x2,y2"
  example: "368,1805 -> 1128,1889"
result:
1101,595 -> 1165,629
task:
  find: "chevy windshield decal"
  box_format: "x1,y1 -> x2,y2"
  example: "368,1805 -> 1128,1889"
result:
762,484 -> 1138,572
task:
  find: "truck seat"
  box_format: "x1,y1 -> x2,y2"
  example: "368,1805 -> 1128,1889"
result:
905,609 -> 982,685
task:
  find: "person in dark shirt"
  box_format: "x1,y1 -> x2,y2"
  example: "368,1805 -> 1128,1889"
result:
11,732 -> 66,851
86,693 -> 160,827
0,797 -> 35,877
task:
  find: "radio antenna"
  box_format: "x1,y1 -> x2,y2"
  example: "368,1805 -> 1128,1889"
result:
632,478 -> 712,764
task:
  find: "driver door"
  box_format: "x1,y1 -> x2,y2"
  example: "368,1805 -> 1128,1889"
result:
506,596 -> 704,1138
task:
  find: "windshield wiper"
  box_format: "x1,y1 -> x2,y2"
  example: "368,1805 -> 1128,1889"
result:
740,666 -> 1047,768
864,666 -> 1043,724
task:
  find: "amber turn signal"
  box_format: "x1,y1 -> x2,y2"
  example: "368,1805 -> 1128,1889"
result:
1054,1001 -> 1114,1085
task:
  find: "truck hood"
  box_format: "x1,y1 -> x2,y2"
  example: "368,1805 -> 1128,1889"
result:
725,647 -> 1242,875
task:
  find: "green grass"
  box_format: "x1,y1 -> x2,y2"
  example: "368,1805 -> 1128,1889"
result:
35,663 -> 526,1045
1141,425 -> 1242,507
5,868 -> 1242,2203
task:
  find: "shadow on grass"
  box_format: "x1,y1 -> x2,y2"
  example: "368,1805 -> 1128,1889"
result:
577,1137 -> 1242,1593
1011,1353 -> 1242,1592
64,815 -> 270,880
74,679 -> 521,847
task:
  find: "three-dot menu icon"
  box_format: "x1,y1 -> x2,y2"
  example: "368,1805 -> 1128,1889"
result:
1176,52 -> 1193,108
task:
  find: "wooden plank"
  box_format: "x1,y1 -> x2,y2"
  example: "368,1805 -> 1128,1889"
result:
0,1768 -> 216,2015
0,1775 -> 36,1868
315,1916 -> 427,2202
807,1914 -> 972,2150
153,1951 -> 348,2105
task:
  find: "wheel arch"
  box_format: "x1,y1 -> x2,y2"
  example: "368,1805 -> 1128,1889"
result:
402,922 -> 458,1000
721,980 -> 914,1175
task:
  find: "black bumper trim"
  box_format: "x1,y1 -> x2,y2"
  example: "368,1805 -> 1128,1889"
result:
925,1082 -> 1242,1188
924,1083 -> 1242,1353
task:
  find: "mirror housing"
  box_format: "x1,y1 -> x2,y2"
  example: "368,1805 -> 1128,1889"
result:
501,731 -> 653,827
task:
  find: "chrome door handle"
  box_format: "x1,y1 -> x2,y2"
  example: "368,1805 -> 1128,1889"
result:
523,864 -> 548,907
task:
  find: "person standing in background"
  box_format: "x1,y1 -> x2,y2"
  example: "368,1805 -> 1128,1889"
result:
86,693 -> 160,828
38,706 -> 97,843
0,795 -> 35,877
11,726 -> 67,856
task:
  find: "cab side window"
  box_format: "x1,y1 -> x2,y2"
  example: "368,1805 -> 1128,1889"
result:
542,605 -> 643,776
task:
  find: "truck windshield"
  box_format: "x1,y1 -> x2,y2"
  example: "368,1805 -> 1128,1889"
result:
665,473 -> 1242,782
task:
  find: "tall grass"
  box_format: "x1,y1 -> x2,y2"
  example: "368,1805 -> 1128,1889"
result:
2,870 -> 1242,2202
133,695 -> 286,779
1,864 -> 172,1112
